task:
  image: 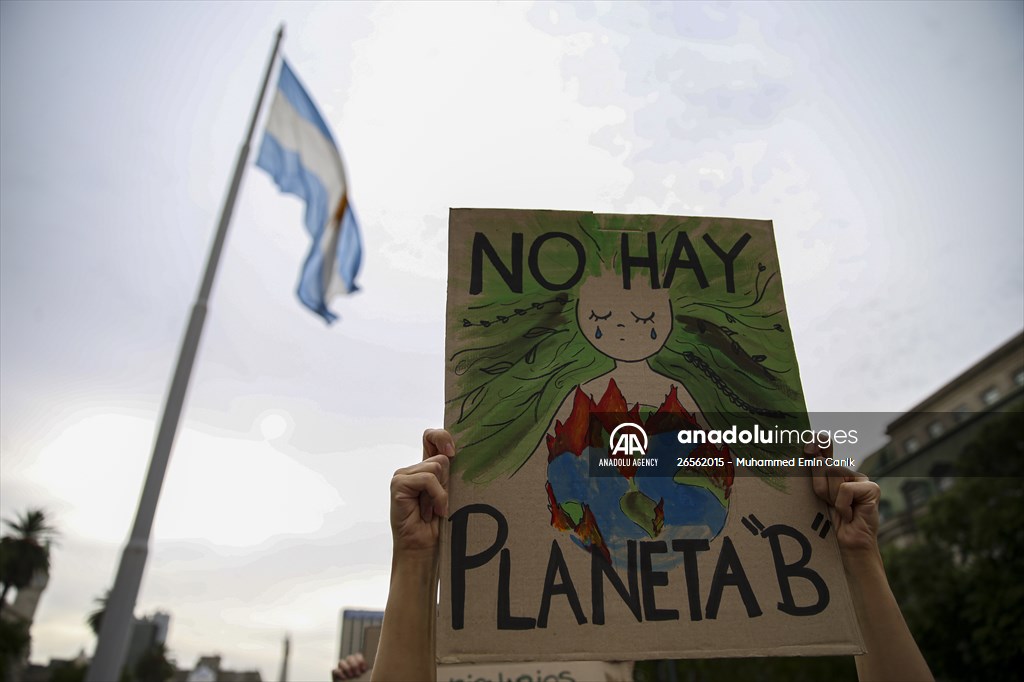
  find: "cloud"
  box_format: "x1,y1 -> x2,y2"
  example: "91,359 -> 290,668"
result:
13,410 -> 343,547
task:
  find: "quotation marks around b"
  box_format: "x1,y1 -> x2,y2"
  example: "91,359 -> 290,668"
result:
811,512 -> 831,539
744,513 -> 831,540
741,513 -> 766,536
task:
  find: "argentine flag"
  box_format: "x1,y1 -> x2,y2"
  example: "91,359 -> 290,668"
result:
256,60 -> 362,324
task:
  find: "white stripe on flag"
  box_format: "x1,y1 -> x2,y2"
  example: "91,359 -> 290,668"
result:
263,88 -> 347,210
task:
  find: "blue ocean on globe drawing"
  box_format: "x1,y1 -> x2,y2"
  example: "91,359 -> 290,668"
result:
546,431 -> 730,569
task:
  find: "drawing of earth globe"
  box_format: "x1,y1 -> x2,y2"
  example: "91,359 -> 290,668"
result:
546,431 -> 730,569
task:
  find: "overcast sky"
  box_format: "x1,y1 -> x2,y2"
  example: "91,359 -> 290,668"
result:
1,1 -> 1021,680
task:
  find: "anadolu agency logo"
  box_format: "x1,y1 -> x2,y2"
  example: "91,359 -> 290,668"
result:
608,422 -> 649,457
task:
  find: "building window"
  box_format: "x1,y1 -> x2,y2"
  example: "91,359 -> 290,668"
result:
981,386 -> 1000,406
952,404 -> 969,423
1014,368 -> 1024,387
927,419 -> 945,439
904,436 -> 920,455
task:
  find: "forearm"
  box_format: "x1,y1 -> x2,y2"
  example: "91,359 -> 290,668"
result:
844,549 -> 933,682
371,549 -> 437,682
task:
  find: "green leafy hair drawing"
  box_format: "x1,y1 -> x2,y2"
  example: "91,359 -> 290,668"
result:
446,210 -> 807,484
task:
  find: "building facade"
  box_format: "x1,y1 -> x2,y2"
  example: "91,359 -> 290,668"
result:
338,609 -> 383,661
858,330 -> 1024,548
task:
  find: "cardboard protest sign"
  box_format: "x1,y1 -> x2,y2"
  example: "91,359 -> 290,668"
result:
439,209 -> 864,663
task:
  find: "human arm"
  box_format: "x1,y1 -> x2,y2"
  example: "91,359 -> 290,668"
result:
370,429 -> 454,682
809,444 -> 933,682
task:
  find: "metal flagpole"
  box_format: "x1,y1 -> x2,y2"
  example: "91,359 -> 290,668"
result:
87,24 -> 285,682
278,633 -> 290,682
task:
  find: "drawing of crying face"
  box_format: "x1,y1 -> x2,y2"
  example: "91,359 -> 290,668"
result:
577,272 -> 672,362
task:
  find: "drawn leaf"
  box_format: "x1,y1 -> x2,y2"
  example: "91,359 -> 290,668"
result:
524,327 -> 555,339
481,361 -> 513,375
458,385 -> 487,423
525,344 -> 539,364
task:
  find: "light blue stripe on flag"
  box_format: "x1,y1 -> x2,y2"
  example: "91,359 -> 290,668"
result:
256,59 -> 362,324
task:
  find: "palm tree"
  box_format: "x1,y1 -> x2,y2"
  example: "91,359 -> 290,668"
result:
0,508 -> 58,615
87,591 -> 109,636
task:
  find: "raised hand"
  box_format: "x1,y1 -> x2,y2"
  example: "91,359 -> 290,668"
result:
389,429 -> 455,556
808,442 -> 881,556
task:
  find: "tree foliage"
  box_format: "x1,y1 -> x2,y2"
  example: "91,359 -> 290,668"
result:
87,591 -> 109,637
0,508 -> 57,614
49,661 -> 88,682
0,619 -> 31,682
884,410 -> 1024,681
133,643 -> 175,682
